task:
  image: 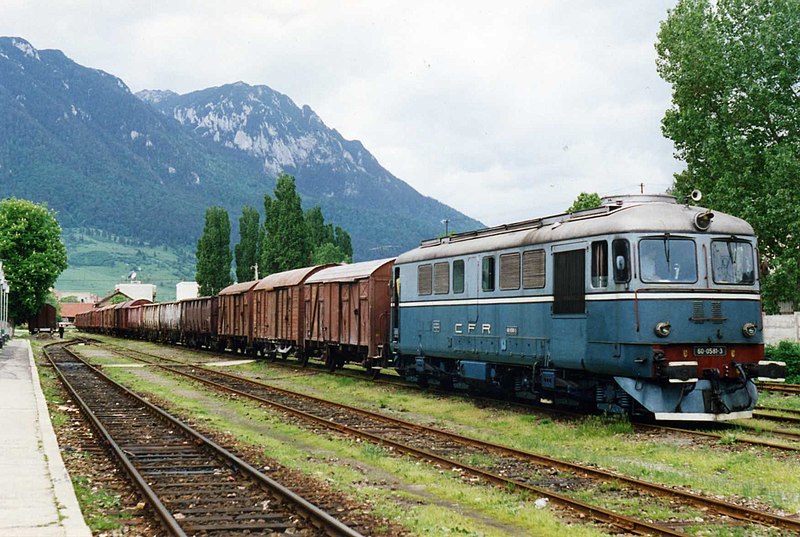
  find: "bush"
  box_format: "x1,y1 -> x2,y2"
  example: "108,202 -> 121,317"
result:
764,341 -> 800,382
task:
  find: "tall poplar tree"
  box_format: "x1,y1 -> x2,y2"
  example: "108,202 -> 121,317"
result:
234,206 -> 261,282
195,206 -> 232,296
260,174 -> 312,274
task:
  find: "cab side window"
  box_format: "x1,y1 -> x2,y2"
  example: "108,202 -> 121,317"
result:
482,256 -> 495,292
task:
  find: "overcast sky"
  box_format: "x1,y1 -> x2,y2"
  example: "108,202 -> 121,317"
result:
3,1 -> 682,227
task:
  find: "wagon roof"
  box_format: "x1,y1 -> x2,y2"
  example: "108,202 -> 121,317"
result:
253,264 -> 335,291
305,258 -> 395,284
113,299 -> 151,310
219,280 -> 259,295
396,196 -> 755,264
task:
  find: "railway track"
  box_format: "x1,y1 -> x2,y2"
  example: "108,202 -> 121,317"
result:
96,337 -> 800,453
758,381 -> 800,395
45,341 -> 363,537
88,341 -> 800,536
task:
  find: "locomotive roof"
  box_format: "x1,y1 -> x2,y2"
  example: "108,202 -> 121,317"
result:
396,196 -> 755,264
253,264 -> 335,291
219,279 -> 259,295
305,258 -> 395,284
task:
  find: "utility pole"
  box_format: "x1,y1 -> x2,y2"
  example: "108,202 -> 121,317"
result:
252,263 -> 259,280
441,218 -> 450,236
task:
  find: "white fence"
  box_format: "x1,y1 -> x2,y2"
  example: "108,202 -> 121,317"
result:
763,313 -> 800,345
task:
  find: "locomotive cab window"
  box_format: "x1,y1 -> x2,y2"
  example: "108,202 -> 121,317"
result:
481,256 -> 495,292
453,260 -> 465,294
639,238 -> 697,283
612,239 -> 630,283
590,241 -> 608,288
711,240 -> 755,285
417,264 -> 432,295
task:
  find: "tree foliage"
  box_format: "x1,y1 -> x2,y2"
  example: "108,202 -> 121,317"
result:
260,174 -> 312,274
234,206 -> 260,282
567,192 -> 603,213
305,207 -> 352,264
0,198 -> 68,323
195,206 -> 232,296
656,0 -> 800,311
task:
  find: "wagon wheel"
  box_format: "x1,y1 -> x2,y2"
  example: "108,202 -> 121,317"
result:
369,365 -> 381,380
299,352 -> 310,368
367,359 -> 382,379
325,347 -> 337,372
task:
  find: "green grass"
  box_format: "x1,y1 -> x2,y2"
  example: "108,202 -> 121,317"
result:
228,359 -> 800,513
92,361 -> 607,537
70,475 -> 129,532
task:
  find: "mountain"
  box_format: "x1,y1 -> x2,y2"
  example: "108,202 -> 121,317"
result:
0,36 -> 481,272
0,37 -> 269,247
139,82 -> 481,256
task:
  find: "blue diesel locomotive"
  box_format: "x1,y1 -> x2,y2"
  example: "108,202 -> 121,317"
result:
390,194 -> 786,421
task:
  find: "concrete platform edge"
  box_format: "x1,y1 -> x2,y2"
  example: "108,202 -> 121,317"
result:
27,340 -> 92,537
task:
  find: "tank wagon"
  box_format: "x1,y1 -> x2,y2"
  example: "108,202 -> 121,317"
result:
74,194 -> 786,421
391,194 -> 785,420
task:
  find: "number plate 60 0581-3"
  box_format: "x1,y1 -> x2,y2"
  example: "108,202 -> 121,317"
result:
693,345 -> 726,357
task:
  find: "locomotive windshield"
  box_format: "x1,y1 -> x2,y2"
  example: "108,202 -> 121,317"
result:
711,240 -> 755,285
639,238 -> 697,283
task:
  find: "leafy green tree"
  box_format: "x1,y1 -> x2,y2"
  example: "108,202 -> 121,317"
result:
333,226 -> 353,260
305,206 -> 333,248
567,192 -> 603,213
304,207 -> 352,264
656,0 -> 800,311
260,174 -> 312,274
195,206 -> 232,296
312,243 -> 348,265
234,206 -> 260,282
0,198 -> 68,323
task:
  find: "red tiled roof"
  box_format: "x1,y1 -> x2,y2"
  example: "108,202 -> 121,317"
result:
60,303 -> 95,317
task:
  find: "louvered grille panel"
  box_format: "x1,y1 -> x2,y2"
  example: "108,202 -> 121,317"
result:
522,249 -> 546,289
417,264 -> 432,295
433,262 -> 450,294
500,253 -> 521,290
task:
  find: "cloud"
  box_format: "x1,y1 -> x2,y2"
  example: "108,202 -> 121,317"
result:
1,0 -> 682,225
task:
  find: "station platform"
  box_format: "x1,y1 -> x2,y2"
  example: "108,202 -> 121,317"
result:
0,339 -> 91,537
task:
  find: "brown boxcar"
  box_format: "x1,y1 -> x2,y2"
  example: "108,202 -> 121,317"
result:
304,258 -> 394,370
179,296 -> 218,349
218,280 -> 259,353
251,265 -> 333,358
28,303 -> 57,333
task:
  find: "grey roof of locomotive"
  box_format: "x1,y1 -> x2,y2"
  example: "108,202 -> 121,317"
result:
395,196 -> 755,264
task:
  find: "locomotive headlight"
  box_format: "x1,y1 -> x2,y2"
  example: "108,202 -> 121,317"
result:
742,322 -> 757,338
654,321 -> 672,338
